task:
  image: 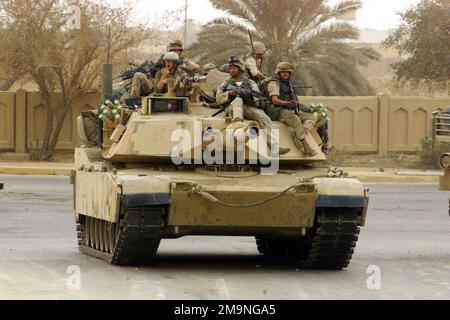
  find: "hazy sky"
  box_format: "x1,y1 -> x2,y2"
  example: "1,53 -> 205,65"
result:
128,0 -> 420,30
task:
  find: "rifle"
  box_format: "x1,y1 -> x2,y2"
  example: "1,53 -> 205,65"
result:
114,60 -> 165,81
223,83 -> 270,108
292,84 -> 313,89
247,30 -> 264,72
288,80 -> 313,115
203,102 -> 226,118
180,74 -> 207,87
248,30 -> 256,57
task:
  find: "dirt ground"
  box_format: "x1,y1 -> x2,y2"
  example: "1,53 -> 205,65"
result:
327,149 -> 422,170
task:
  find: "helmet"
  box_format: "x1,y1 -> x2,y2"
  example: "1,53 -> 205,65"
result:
228,56 -> 245,72
203,63 -> 218,73
163,52 -> 180,62
167,39 -> 184,52
276,62 -> 294,74
220,64 -> 230,73
253,42 -> 266,55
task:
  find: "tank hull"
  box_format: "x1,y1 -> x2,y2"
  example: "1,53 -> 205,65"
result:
73,147 -> 368,269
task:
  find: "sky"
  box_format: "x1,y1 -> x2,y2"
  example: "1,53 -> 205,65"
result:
126,0 -> 421,31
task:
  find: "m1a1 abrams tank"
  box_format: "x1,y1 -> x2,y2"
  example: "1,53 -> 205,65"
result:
439,153 -> 450,192
438,153 -> 450,217
432,110 -> 450,191
72,68 -> 369,270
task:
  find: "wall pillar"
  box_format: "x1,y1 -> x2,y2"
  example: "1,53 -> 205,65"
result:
378,93 -> 390,157
14,89 -> 28,157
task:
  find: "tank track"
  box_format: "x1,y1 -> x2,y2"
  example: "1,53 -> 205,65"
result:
76,201 -> 165,266
256,208 -> 360,270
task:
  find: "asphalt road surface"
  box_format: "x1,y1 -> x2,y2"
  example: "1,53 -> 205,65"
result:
0,175 -> 449,300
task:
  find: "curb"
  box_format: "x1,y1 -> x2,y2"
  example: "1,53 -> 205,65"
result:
0,166 -> 73,176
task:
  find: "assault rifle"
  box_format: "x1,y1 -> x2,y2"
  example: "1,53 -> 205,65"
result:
209,83 -> 269,117
288,80 -> 313,115
114,60 -> 165,81
223,83 -> 270,107
180,74 -> 207,87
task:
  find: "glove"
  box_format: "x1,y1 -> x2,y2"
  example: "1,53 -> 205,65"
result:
242,88 -> 253,99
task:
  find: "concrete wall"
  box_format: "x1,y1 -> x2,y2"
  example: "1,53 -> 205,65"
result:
0,90 -> 100,157
0,91 -> 448,157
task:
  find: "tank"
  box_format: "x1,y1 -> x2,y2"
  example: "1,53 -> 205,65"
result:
439,153 -> 450,191
72,68 -> 369,270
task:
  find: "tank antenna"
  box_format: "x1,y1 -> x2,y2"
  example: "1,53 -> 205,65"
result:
107,24 -> 111,64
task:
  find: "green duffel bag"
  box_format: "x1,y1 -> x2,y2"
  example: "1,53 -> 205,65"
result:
77,110 -> 99,147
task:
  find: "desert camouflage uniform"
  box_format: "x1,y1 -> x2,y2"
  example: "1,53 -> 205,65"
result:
266,79 -> 308,149
244,42 -> 267,83
264,68 -> 317,156
244,56 -> 261,81
216,77 -> 277,148
154,67 -> 186,94
130,72 -> 155,97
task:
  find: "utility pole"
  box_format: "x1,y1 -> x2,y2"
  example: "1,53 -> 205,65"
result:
184,0 -> 188,46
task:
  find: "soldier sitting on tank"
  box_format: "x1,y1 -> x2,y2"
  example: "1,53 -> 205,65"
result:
154,40 -> 201,76
112,60 -> 154,102
155,52 -> 187,95
262,62 -> 317,157
216,56 -> 290,155
129,62 -> 155,98
244,42 -> 268,84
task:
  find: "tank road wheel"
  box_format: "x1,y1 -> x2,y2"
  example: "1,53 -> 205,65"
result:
106,223 -> 115,254
94,219 -> 101,250
76,204 -> 165,266
256,208 -> 361,270
89,217 -> 95,248
84,216 -> 91,247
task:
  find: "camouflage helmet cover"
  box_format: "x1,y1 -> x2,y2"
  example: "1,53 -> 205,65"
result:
167,39 -> 183,52
253,42 -> 267,55
276,62 -> 294,74
228,56 -> 245,72
220,64 -> 230,73
163,52 -> 180,61
203,63 -> 218,73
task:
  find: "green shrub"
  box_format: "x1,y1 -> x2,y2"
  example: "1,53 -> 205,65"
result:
417,138 -> 450,169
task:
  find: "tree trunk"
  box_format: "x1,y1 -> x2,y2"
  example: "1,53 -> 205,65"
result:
40,100 -> 72,161
0,74 -> 21,91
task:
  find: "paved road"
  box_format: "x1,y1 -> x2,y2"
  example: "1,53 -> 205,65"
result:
0,175 -> 449,300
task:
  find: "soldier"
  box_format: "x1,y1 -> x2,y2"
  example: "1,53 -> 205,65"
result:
129,64 -> 155,98
263,62 -> 317,156
216,56 -> 290,155
112,60 -> 153,101
244,42 -> 268,83
155,52 -> 187,94
162,39 -> 201,74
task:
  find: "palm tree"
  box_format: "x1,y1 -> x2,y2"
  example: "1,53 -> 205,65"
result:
188,0 -> 380,96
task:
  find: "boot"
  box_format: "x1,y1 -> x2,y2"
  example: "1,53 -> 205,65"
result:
271,144 -> 291,155
279,147 -> 291,155
301,139 -> 317,157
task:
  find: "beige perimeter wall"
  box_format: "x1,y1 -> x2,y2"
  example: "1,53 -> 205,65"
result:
0,91 -> 448,156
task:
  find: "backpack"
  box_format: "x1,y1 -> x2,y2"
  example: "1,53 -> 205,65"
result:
258,77 -> 282,121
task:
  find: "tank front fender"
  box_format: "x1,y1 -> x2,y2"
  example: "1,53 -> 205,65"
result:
314,178 -> 369,226
316,195 -> 366,208
120,175 -> 172,207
